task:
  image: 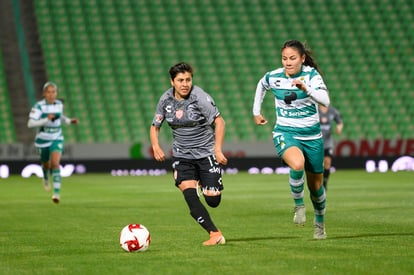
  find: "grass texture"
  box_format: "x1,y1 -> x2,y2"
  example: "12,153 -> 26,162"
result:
0,170 -> 413,274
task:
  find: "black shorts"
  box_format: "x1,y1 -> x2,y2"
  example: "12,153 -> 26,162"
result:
172,155 -> 224,192
324,148 -> 333,158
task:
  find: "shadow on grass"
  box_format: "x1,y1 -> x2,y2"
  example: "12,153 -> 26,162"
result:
330,232 -> 414,240
227,236 -> 300,242
226,232 -> 414,243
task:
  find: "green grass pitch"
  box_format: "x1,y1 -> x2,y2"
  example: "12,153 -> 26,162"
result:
1,170 -> 413,274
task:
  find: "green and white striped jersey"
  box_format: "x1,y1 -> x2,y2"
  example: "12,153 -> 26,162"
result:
29,99 -> 66,147
253,65 -> 329,140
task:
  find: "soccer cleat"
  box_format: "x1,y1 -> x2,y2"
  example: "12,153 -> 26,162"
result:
313,222 -> 327,240
52,194 -> 60,204
293,205 -> 306,225
202,230 -> 225,246
43,179 -> 50,192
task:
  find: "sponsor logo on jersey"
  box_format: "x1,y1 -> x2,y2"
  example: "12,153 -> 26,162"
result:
279,108 -> 309,117
283,91 -> 298,104
209,166 -> 221,174
274,79 -> 281,87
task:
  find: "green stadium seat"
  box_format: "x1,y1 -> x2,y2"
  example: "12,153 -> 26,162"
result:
32,0 -> 413,143
0,52 -> 17,143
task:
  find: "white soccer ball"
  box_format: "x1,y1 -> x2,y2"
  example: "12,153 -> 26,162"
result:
119,224 -> 151,252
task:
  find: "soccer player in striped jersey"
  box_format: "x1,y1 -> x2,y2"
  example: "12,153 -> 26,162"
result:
27,82 -> 79,203
150,62 -> 227,246
319,105 -> 343,191
253,40 -> 330,239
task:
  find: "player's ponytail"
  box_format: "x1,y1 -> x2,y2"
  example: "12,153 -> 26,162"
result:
303,48 -> 321,74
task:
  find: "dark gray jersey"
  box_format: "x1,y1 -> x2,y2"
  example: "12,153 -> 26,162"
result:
152,85 -> 220,159
319,106 -> 342,149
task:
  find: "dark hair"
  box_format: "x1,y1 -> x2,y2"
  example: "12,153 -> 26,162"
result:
281,40 -> 321,74
169,62 -> 193,80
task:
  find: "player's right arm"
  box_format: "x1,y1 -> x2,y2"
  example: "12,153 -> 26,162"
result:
150,93 -> 168,162
252,74 -> 269,125
27,106 -> 52,128
27,117 -> 49,128
149,125 -> 165,162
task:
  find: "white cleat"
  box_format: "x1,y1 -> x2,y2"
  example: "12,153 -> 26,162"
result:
313,222 -> 327,240
52,194 -> 60,204
43,179 -> 51,192
293,205 -> 306,225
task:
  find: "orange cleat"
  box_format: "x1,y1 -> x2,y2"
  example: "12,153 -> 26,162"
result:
202,230 -> 226,246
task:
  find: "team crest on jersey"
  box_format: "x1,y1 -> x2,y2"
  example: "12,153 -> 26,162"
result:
155,114 -> 163,123
175,109 -> 183,119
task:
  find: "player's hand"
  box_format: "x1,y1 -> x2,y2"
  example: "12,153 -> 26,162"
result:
254,115 -> 268,125
152,145 -> 166,162
215,151 -> 228,165
71,118 -> 79,124
291,79 -> 307,92
48,113 -> 58,121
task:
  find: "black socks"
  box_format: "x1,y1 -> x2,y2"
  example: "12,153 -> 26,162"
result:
183,188 -> 217,232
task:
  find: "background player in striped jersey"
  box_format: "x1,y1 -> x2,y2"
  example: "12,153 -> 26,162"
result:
319,105 -> 343,191
253,40 -> 330,239
27,82 -> 79,203
150,62 -> 227,246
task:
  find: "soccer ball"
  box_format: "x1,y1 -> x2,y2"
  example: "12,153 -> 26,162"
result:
119,224 -> 151,252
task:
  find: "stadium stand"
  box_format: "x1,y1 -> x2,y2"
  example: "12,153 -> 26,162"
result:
16,0 -> 412,143
0,52 -> 17,143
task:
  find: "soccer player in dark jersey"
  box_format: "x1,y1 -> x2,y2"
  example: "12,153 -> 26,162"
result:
150,62 -> 227,246
318,105 -> 343,191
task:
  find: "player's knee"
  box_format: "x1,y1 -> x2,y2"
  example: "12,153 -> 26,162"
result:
204,194 -> 221,208
290,162 -> 304,171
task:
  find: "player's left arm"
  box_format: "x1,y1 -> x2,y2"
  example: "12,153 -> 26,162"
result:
61,115 -> 79,125
334,109 -> 344,135
213,114 -> 227,165
335,122 -> 344,135
199,91 -> 227,165
293,73 -> 330,106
